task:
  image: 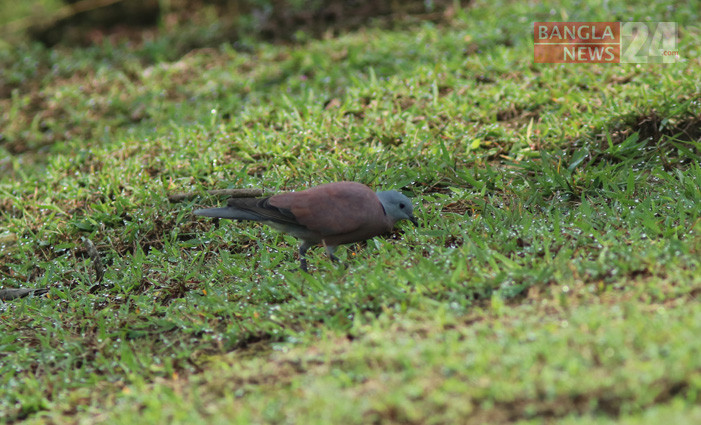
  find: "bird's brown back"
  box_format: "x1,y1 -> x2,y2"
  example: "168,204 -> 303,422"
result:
268,182 -> 392,243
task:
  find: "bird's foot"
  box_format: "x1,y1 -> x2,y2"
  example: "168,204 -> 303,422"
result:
299,258 -> 309,273
328,254 -> 348,269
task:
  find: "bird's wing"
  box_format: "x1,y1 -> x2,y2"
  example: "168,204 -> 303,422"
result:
268,182 -> 387,236
223,197 -> 301,226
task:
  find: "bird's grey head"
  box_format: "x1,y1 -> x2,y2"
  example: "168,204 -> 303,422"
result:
376,190 -> 419,226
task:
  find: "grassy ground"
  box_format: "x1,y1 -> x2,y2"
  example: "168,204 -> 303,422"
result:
1,0 -> 700,423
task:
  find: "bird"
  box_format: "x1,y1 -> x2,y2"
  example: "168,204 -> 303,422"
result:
194,181 -> 418,271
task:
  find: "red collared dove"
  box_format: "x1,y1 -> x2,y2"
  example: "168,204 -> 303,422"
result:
194,181 -> 418,271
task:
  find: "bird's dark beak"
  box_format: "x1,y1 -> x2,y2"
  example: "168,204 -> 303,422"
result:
410,216 -> 419,227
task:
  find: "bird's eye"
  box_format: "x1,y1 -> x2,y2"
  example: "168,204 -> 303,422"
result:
399,203 -> 405,209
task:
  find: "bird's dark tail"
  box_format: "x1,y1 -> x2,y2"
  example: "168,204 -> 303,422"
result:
193,207 -> 261,220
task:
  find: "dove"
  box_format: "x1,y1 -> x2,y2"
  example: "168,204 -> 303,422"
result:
194,181 -> 417,271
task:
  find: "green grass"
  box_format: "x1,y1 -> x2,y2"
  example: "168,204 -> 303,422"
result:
1,0 -> 700,423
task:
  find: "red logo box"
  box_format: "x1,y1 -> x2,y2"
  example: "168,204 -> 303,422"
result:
534,22 -> 621,63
